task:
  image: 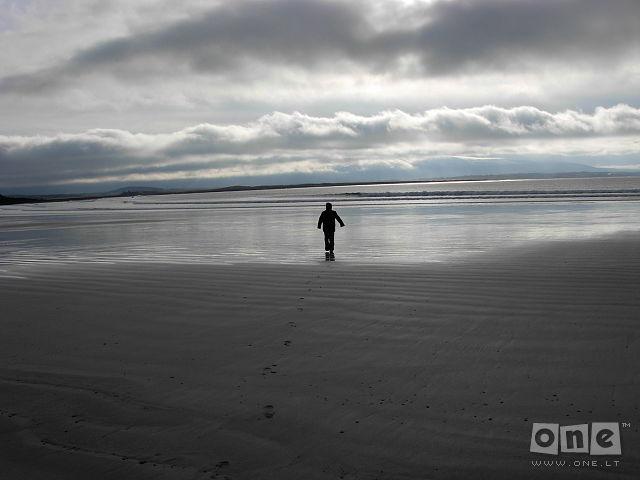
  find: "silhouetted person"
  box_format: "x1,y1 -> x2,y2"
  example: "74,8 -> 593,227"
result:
317,202 -> 345,258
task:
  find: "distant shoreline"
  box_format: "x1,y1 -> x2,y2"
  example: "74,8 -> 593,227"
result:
2,171 -> 639,206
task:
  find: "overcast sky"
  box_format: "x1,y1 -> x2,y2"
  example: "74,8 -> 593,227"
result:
1,0 -> 640,194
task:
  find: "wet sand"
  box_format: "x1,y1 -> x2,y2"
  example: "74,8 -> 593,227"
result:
1,235 -> 639,479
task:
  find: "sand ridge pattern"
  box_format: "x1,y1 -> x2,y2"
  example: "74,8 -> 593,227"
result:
1,235 -> 639,479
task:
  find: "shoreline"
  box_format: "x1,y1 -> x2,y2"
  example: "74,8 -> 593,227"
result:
5,172 -> 639,205
1,234 -> 639,479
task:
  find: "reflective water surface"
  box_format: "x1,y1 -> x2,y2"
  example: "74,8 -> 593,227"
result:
2,177 -> 640,275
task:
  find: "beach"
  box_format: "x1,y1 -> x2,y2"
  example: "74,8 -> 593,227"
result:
1,233 -> 639,479
5,0 -> 640,476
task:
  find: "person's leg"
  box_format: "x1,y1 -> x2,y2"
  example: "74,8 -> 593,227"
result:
328,231 -> 335,253
324,232 -> 330,251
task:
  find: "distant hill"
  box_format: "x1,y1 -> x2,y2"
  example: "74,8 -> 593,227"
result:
3,171 -> 639,205
0,186 -> 168,205
34,186 -> 167,200
100,186 -> 167,197
0,194 -> 39,205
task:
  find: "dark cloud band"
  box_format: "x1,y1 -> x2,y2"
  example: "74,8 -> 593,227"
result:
2,105 -> 639,190
2,0 -> 639,93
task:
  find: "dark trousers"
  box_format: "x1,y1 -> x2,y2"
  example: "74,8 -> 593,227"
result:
323,230 -> 335,252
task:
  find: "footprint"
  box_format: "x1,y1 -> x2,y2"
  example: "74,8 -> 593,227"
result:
263,405 -> 275,419
284,340 -> 291,347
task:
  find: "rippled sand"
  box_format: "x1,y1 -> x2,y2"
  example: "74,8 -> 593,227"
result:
1,235 -> 639,479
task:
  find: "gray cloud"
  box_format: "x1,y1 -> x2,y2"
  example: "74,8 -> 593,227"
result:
160,104 -> 640,153
2,104 -> 639,191
3,0 -> 640,93
410,0 -> 640,74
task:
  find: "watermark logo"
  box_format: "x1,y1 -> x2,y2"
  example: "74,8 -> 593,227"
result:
530,423 -> 622,455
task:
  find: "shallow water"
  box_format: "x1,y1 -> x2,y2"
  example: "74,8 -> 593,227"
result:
2,176 -> 640,273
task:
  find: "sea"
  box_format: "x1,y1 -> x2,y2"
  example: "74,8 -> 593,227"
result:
2,176 -> 640,274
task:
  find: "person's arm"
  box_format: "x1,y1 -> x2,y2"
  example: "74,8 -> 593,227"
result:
335,212 -> 345,227
318,212 -> 324,229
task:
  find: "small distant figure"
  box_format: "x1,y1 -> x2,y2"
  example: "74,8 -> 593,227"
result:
317,202 -> 345,260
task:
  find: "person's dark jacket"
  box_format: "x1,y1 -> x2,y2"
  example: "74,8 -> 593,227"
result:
318,210 -> 345,232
